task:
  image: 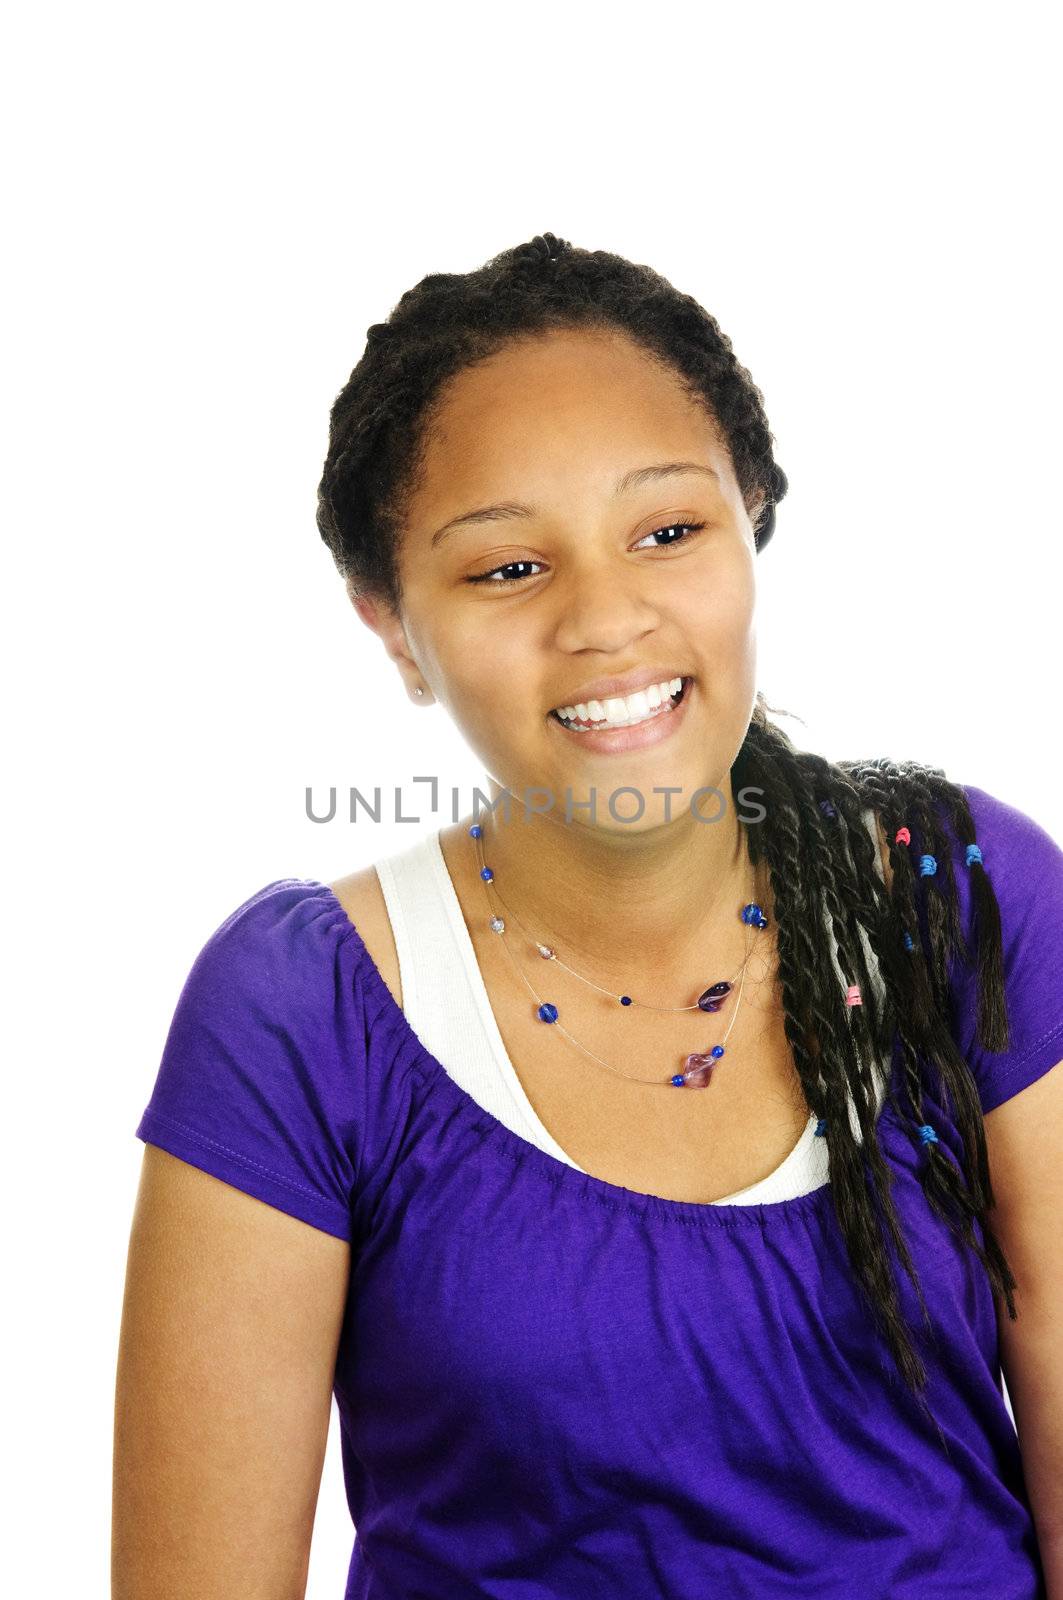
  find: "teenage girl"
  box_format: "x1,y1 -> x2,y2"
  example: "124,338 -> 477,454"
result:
114,233 -> 1063,1599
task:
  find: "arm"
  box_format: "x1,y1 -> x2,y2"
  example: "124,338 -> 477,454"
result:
112,1145 -> 351,1599
984,1058 -> 1063,1595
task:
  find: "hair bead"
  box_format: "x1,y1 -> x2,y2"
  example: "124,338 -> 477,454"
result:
919,854 -> 937,877
845,985 -> 862,1007
894,826 -> 911,846
819,799 -> 836,819
918,1123 -> 939,1145
965,844 -> 983,867
814,1118 -> 828,1136
902,931 -> 915,951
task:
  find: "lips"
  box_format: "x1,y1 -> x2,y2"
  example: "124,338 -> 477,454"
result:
549,676 -> 689,730
547,670 -> 690,717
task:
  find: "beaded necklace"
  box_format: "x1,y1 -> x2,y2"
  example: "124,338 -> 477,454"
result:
468,819 -> 771,1090
455,807 -> 987,1157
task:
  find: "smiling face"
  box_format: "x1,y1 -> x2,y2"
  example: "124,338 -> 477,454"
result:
354,325 -> 763,834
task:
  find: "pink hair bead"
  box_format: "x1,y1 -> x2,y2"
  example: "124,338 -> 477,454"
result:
895,827 -> 911,846
845,985 -> 862,1007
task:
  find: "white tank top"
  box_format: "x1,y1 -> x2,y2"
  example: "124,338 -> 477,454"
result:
373,819 -> 890,1206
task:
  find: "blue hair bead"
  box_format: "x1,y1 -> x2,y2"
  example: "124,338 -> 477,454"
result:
538,1002 -> 558,1023
918,1123 -> 939,1145
919,854 -> 937,877
814,1118 -> 827,1136
902,931 -> 914,951
819,799 -> 837,819
965,844 -> 983,867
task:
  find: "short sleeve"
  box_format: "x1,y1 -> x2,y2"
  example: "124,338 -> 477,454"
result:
135,879 -> 368,1240
945,785 -> 1063,1115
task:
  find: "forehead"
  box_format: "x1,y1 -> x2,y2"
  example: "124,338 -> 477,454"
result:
411,327 -> 725,510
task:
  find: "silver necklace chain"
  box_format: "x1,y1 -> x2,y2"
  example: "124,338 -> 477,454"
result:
471,821 -> 769,1089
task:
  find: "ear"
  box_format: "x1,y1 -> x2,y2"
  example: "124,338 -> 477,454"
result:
346,581 -> 433,706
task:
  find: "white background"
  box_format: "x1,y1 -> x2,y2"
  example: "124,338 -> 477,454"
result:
5,3 -> 1060,1594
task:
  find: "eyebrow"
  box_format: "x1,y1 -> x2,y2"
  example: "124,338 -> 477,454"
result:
429,461 -> 721,549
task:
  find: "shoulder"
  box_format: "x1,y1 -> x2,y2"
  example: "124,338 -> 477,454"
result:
936,782 -> 1063,1112
959,782 -> 1062,871
861,779 -> 1061,892
156,878 -> 384,1097
184,878 -> 364,1013
328,865 -> 403,1010
919,780 -> 1063,935
138,879 -> 379,1240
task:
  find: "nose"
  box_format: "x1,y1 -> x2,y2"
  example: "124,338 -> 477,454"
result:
550,558 -> 662,657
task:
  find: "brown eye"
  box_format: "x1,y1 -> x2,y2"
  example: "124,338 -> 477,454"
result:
632,521 -> 707,551
466,559 -> 545,585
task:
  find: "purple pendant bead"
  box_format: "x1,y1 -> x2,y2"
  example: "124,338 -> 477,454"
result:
681,1053 -> 717,1088
677,1043 -> 727,1088
697,981 -> 731,1012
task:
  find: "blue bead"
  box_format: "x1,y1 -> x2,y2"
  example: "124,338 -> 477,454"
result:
902,931 -> 914,950
538,1002 -> 558,1023
918,1123 -> 939,1145
710,1045 -> 724,1059
741,903 -> 764,925
670,1074 -> 686,1086
965,844 -> 983,867
619,995 -> 632,1005
480,866 -> 493,881
814,1118 -> 827,1136
919,854 -> 937,877
469,823 -> 483,838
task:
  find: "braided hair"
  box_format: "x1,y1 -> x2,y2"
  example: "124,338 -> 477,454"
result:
316,232 -> 1018,1431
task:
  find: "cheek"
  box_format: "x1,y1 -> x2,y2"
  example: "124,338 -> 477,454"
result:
679,559 -> 756,646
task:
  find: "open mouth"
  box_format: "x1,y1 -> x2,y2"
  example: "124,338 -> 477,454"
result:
549,676 -> 691,732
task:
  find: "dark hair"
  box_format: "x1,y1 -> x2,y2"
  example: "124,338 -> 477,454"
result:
316,233 -> 1018,1436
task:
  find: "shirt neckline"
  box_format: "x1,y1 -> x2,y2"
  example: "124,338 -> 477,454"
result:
310,877 -> 902,1227
421,824 -> 825,1205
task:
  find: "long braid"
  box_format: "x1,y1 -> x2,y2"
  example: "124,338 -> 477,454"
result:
316,232 -> 1022,1423
736,718 -> 938,1419
735,712 -> 1020,1448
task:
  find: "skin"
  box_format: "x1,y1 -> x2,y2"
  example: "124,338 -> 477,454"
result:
986,1065 -> 1063,1590
113,1147 -> 350,1599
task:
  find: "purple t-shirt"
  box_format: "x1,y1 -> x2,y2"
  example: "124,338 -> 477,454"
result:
135,783 -> 1063,1598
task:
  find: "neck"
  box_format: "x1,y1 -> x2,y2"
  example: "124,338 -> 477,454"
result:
466,773 -> 767,997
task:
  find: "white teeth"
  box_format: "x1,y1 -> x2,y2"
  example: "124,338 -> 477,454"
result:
553,676 -> 686,729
